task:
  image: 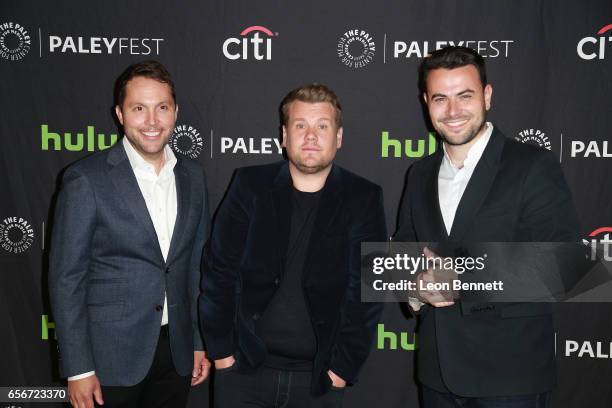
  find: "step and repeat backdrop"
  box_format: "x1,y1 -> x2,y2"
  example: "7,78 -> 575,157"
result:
1,0 -> 611,407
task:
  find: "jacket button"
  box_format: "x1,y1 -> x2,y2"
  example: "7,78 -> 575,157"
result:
274,277 -> 280,285
155,305 -> 163,312
252,313 -> 260,321
165,267 -> 171,274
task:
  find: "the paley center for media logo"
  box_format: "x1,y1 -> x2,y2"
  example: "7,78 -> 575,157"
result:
577,23 -> 612,60
169,124 -> 203,159
337,29 -> 376,68
0,21 -> 31,61
515,128 -> 551,151
0,217 -> 34,254
223,25 -> 276,61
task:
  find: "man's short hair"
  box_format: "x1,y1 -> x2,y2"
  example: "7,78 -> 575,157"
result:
281,83 -> 343,128
114,60 -> 176,106
418,46 -> 487,94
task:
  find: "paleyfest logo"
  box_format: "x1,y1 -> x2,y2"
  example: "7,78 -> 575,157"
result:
577,23 -> 612,60
0,21 -> 31,61
169,124 -> 203,159
222,25 -> 275,61
0,217 -> 34,254
337,29 -> 376,68
515,128 -> 551,151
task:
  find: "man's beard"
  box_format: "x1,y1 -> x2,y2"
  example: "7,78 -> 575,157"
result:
438,117 -> 487,147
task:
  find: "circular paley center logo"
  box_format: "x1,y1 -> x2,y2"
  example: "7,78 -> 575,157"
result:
169,124 -> 204,159
0,217 -> 34,254
0,22 -> 32,61
337,29 -> 375,68
515,128 -> 551,150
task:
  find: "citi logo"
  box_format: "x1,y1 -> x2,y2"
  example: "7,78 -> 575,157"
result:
377,323 -> 417,351
222,25 -> 275,61
41,124 -> 118,151
582,227 -> 612,261
381,131 -> 438,158
577,24 -> 612,60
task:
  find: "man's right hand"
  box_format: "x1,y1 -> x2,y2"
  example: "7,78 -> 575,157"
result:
68,375 -> 103,408
214,355 -> 236,370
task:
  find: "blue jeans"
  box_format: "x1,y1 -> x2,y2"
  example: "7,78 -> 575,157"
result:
422,386 -> 550,408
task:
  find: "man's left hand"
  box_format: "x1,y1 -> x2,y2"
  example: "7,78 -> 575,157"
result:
327,370 -> 346,388
191,351 -> 211,386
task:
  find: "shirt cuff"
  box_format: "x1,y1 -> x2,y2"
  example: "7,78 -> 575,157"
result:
68,371 -> 95,381
408,297 -> 425,312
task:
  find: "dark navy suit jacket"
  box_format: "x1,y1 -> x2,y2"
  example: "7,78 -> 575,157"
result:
199,161 -> 387,396
49,141 -> 209,386
395,128 -> 580,397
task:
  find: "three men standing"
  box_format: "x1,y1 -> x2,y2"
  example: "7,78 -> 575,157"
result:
49,61 -> 210,408
199,84 -> 387,407
395,46 -> 580,407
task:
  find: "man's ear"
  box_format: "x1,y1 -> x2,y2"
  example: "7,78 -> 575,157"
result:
336,127 -> 343,149
115,105 -> 124,125
484,84 -> 493,111
281,125 -> 287,147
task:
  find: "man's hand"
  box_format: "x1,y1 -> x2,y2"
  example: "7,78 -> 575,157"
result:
416,247 -> 457,307
191,351 -> 211,386
327,370 -> 347,388
214,355 -> 236,370
68,375 -> 103,408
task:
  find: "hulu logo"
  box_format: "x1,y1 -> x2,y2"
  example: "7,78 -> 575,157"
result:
41,314 -> 57,340
377,323 -> 417,351
41,124 -> 118,151
381,131 -> 437,158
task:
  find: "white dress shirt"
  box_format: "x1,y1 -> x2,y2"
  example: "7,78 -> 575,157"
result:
69,138 -> 177,381
438,122 -> 493,234
408,122 -> 493,312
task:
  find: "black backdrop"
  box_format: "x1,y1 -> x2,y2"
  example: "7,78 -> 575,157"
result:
1,1 -> 611,407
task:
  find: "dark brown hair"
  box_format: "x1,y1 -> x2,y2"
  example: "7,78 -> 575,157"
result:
419,46 -> 487,94
114,60 -> 175,106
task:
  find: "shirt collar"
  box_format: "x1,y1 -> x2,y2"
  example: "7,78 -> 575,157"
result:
442,122 -> 493,170
122,136 -> 177,175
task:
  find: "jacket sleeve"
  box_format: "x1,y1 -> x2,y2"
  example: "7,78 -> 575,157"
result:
199,169 -> 250,360
328,185 -> 387,384
48,167 -> 97,378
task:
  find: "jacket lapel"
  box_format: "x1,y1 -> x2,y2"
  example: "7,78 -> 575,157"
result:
270,163 -> 293,271
425,151 -> 449,241
310,165 -> 343,235
449,128 -> 505,241
106,142 -> 165,264
167,159 -> 190,264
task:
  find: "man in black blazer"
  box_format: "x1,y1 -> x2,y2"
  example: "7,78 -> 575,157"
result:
200,84 -> 387,407
395,47 -> 580,407
49,61 -> 210,408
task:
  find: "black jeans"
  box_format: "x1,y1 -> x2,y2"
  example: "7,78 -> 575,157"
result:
422,386 -> 551,408
95,325 -> 191,408
214,365 -> 344,408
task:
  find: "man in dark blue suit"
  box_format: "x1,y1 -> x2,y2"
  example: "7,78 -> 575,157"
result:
49,61 -> 210,408
395,46 -> 580,408
200,84 -> 387,407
